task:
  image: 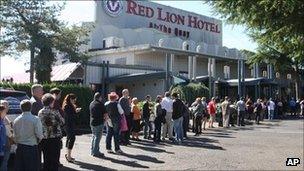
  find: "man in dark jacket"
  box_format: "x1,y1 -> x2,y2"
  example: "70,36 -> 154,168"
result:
89,92 -> 107,157
254,99 -> 263,124
143,95 -> 152,139
30,84 -> 44,116
172,93 -> 184,143
119,89 -> 131,145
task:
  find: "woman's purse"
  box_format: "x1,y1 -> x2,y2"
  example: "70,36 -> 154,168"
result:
120,114 -> 128,132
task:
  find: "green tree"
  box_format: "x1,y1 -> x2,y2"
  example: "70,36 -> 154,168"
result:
0,0 -> 90,83
207,0 -> 304,98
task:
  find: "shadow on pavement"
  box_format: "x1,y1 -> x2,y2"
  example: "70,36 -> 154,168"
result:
102,155 -> 150,169
60,162 -> 116,171
127,144 -> 174,154
202,132 -> 236,138
181,137 -> 225,150
120,153 -> 165,164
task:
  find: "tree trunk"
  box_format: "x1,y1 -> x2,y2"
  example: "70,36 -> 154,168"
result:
294,62 -> 302,100
30,44 -> 35,83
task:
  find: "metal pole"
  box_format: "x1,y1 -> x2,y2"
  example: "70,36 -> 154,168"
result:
101,61 -> 106,98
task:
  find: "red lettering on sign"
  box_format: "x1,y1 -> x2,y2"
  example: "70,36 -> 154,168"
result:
188,15 -> 198,28
126,0 -> 137,15
146,6 -> 154,18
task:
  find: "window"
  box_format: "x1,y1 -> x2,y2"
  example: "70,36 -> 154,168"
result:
223,65 -> 230,79
251,68 -> 255,77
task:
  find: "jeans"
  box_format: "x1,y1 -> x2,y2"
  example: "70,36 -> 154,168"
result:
143,118 -> 152,138
0,145 -> 10,171
41,138 -> 61,171
162,112 -> 173,139
154,118 -> 162,142
15,144 -> 39,171
256,112 -> 261,124
194,115 -> 202,134
91,124 -> 103,155
237,111 -> 245,126
106,123 -> 120,151
173,117 -> 183,142
183,115 -> 189,138
268,110 -> 274,120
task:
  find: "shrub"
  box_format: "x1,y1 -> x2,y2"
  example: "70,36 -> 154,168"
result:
0,82 -> 93,127
170,82 -> 209,104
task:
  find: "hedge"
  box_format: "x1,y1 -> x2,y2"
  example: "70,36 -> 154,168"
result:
0,83 -> 93,127
170,82 -> 209,104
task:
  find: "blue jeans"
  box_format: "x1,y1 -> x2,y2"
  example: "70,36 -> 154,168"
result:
173,117 -> 184,142
268,110 -> 274,120
143,118 -> 152,138
106,123 -> 120,151
91,124 -> 103,155
0,145 -> 10,171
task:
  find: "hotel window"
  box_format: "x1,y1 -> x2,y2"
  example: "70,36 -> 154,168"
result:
224,65 -> 230,79
262,70 -> 267,77
250,68 -> 255,77
276,72 -> 280,78
287,74 -> 292,79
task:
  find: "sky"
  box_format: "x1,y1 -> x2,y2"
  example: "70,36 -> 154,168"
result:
0,0 -> 257,79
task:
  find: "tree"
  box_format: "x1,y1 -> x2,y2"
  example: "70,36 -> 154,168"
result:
0,0 -> 90,83
207,0 -> 304,99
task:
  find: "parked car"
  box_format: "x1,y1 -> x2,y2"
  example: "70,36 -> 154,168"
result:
0,88 -> 29,154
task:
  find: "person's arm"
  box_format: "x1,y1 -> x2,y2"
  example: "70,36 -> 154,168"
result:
35,118 -> 44,143
117,103 -> 124,115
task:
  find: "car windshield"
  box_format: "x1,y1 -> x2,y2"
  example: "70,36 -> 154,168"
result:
0,91 -> 29,115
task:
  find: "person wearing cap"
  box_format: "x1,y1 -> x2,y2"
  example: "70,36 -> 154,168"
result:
105,92 -> 124,154
236,97 -> 246,126
221,96 -> 230,128
13,100 -> 43,171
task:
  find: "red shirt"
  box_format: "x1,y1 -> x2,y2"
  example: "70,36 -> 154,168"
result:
208,101 -> 216,115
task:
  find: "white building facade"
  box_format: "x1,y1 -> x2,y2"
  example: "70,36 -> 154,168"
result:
84,0 -> 272,100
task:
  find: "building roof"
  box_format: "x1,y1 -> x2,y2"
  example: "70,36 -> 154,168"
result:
51,63 -> 82,82
216,77 -> 278,86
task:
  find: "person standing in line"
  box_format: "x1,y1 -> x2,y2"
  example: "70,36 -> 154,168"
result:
143,95 -> 152,139
153,95 -> 163,143
246,98 -> 254,120
62,94 -> 81,162
289,97 -> 297,116
300,98 -> 304,117
221,96 -> 230,128
201,97 -> 208,130
267,98 -> 275,120
131,98 -> 141,141
208,97 -> 216,128
49,88 -> 64,167
236,97 -> 246,126
105,92 -> 124,154
119,89 -> 132,145
13,100 -> 43,171
0,105 -> 7,168
216,98 -> 223,127
0,100 -> 13,171
171,93 -> 184,143
38,94 -> 64,171
192,98 -> 204,136
30,84 -> 44,116
89,92 -> 107,157
254,99 -> 263,124
182,102 -> 190,139
161,92 -> 174,141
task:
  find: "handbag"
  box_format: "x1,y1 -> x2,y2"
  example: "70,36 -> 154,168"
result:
120,114 -> 128,132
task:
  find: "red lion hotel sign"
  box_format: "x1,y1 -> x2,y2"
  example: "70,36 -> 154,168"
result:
95,0 -> 223,46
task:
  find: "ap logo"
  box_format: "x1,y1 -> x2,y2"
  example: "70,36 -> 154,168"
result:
286,158 -> 300,166
103,0 -> 123,17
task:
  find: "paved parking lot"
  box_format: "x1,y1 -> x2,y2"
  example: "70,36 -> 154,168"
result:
59,119 -> 303,170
